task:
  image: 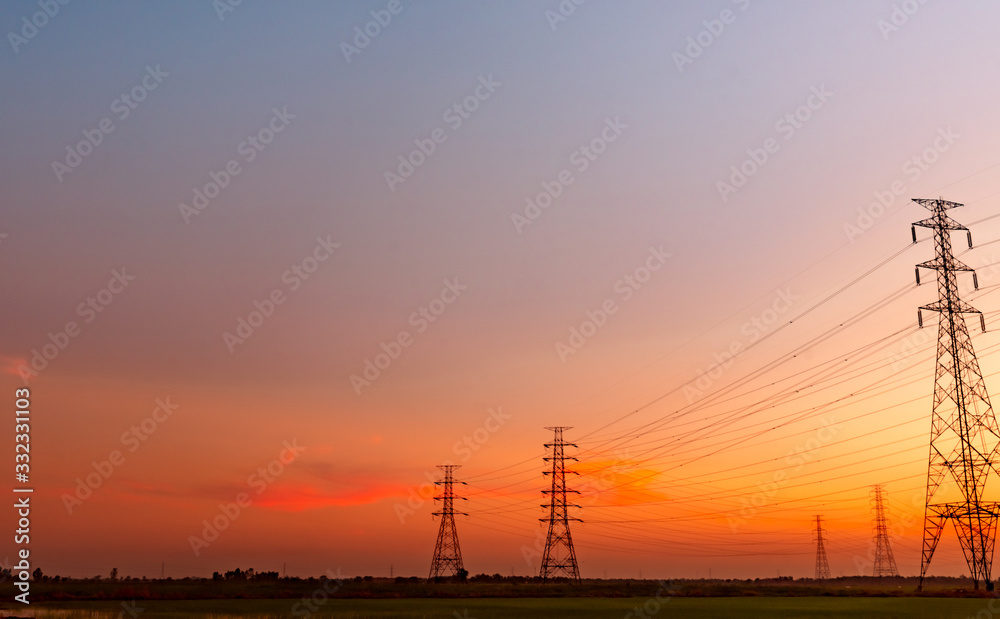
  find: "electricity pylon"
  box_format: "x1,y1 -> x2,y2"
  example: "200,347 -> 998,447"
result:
814,515 -> 831,579
870,485 -> 899,577
428,464 -> 467,580
540,427 -> 581,582
912,198 -> 1000,591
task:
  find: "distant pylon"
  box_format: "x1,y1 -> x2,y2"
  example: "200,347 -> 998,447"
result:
870,485 -> 899,577
814,515 -> 831,579
540,426 -> 581,582
912,198 -> 1000,591
428,464 -> 467,580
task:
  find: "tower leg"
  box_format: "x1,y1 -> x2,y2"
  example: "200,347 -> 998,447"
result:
918,513 -> 945,591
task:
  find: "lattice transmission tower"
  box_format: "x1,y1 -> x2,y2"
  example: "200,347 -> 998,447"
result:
814,515 -> 831,579
540,426 -> 581,582
870,485 -> 899,577
428,464 -> 467,580
912,198 -> 1000,591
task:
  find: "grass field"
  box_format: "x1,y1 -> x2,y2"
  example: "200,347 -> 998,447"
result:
7,577 -> 999,618
16,575 -> 993,600
4,597 -> 999,619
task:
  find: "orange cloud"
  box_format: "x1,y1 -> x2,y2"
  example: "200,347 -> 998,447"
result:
0,355 -> 26,378
252,484 -> 402,511
575,458 -> 670,506
103,472 -> 410,512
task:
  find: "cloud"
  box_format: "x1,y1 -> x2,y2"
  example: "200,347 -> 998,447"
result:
0,355 -> 26,378
102,468 -> 409,512
252,484 -> 401,511
575,458 -> 670,505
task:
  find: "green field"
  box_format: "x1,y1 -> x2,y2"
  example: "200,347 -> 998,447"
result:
5,598 -> 1000,619
8,577 -> 1000,618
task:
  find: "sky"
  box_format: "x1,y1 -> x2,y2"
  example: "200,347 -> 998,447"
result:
5,0 -> 1000,580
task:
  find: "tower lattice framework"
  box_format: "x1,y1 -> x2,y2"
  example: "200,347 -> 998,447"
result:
540,426 -> 581,582
428,464 -> 467,580
870,485 -> 899,577
913,198 -> 1000,591
814,515 -> 831,579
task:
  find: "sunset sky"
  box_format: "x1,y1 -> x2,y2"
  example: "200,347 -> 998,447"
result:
6,1 -> 1000,580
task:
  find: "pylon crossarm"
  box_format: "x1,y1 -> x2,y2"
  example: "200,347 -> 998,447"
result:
913,197 -> 964,211
913,214 -> 967,229
921,300 -> 982,315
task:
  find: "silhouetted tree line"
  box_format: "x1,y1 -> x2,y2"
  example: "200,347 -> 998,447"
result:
211,568 -> 280,581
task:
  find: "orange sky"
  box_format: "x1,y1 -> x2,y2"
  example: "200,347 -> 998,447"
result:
6,2 -> 1000,581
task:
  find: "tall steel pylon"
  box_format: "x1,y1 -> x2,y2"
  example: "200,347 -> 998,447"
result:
912,198 -> 1000,591
870,485 -> 899,577
540,426 -> 581,582
428,464 -> 467,580
814,515 -> 831,579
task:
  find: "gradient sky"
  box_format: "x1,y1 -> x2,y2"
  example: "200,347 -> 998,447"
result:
5,0 -> 1000,580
